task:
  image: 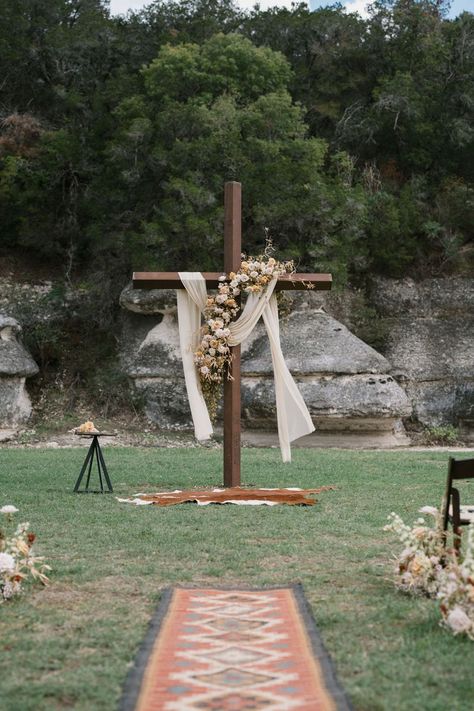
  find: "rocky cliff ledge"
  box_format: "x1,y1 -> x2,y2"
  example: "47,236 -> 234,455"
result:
0,314 -> 38,425
119,284 -> 412,445
370,277 -> 474,439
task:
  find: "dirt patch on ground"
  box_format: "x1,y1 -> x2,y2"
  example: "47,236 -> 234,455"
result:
0,426 -> 221,450
1,421 -> 473,452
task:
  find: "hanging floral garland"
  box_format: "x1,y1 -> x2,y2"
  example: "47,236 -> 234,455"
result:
194,243 -> 295,418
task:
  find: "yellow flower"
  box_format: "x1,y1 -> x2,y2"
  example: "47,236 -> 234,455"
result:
411,560 -> 422,575
413,527 -> 426,540
17,540 -> 30,556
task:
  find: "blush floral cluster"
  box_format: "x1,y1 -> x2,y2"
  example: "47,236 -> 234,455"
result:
384,507 -> 447,597
385,508 -> 474,640
438,523 -> 474,639
194,246 -> 294,418
0,505 -> 51,603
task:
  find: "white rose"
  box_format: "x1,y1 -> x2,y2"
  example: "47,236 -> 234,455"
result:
444,581 -> 458,596
239,274 -> 249,282
446,606 -> 472,634
419,506 -> 439,517
232,288 -> 240,296
399,547 -> 414,563
0,505 -> 18,515
2,580 -> 15,599
208,348 -> 216,356
218,345 -> 228,354
250,271 -> 258,278
200,366 -> 210,375
0,552 -> 15,573
214,329 -> 225,338
215,294 -> 226,304
218,275 -> 226,281
230,279 -> 239,288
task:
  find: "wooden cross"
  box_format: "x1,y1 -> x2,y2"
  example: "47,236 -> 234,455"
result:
133,182 -> 332,487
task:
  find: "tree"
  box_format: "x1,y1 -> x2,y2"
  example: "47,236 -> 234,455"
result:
105,33 -> 364,282
243,5 -> 369,140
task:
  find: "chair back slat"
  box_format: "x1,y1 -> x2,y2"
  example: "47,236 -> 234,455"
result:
448,457 -> 474,481
444,458 -> 474,549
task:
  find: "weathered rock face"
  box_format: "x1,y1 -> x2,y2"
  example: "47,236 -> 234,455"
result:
0,315 -> 38,425
120,286 -> 411,441
371,277 -> 474,431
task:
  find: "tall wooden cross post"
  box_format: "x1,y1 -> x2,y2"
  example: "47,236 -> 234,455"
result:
132,181 -> 332,487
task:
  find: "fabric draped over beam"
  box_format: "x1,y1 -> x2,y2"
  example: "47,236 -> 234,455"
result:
176,272 -> 314,462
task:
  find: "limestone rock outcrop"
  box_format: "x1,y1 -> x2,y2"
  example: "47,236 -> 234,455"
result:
0,314 -> 38,425
120,286 -> 411,442
371,277 -> 474,434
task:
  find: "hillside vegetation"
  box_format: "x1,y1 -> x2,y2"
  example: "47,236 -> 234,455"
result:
0,0 -> 472,422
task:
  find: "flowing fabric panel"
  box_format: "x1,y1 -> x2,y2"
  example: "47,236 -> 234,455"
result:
176,272 -> 314,461
176,273 -> 212,441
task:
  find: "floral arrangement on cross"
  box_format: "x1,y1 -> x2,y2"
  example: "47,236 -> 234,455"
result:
194,241 -> 295,418
0,505 -> 51,603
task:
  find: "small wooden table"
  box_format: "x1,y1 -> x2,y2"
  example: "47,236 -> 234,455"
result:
73,433 -> 115,493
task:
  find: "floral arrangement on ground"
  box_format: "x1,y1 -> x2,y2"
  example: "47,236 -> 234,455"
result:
194,241 -> 295,418
385,508 -> 474,639
438,523 -> 474,639
0,505 -> 51,603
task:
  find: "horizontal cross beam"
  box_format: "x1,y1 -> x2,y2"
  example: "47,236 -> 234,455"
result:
132,272 -> 332,291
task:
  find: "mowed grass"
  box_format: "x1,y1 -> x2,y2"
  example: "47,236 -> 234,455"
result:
1,447 -> 474,711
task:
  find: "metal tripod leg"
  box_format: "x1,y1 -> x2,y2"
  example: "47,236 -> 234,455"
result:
73,439 -> 95,492
96,441 -> 113,492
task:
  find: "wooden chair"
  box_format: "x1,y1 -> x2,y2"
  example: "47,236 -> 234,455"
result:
442,457 -> 474,550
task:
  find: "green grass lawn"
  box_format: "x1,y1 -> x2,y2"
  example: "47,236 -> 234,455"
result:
1,447 -> 473,711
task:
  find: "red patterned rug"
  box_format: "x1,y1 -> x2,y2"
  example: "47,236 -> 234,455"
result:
120,587 -> 351,711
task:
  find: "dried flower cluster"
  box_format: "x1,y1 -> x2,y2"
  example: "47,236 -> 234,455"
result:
194,246 -> 294,418
0,505 -> 50,603
384,507 -> 446,597
385,508 -> 474,640
438,523 -> 474,639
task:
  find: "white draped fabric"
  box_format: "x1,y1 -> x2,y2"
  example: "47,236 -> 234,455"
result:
176,272 -> 314,462
176,273 -> 213,441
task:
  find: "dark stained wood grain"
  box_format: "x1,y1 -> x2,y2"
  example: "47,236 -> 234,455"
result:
223,182 -> 242,488
132,271 -> 332,291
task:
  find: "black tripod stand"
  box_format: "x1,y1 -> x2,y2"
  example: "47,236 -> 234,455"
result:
73,434 -> 114,493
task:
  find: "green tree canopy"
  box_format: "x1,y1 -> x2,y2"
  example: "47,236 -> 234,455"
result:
104,33 -> 364,282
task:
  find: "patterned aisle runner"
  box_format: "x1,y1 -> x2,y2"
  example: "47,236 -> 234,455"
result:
120,587 -> 351,711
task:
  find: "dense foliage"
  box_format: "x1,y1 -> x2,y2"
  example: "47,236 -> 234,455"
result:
0,0 -> 472,286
